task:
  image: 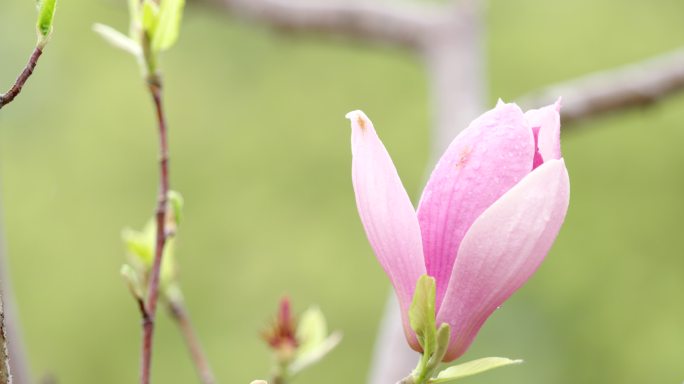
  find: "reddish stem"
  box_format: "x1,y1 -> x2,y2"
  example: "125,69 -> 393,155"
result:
0,46 -> 43,110
168,300 -> 216,384
140,79 -> 170,384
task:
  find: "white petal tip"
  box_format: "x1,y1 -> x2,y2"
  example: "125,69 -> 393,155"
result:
345,109 -> 366,120
345,110 -> 371,131
554,97 -> 562,111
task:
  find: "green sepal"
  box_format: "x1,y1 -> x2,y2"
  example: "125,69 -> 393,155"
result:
426,324 -> 451,369
152,0 -> 185,52
429,357 -> 523,383
409,275 -> 437,357
36,0 -> 57,42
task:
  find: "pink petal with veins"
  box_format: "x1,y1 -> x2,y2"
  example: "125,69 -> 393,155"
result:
417,103 -> 535,309
436,159 -> 570,361
347,110 -> 426,350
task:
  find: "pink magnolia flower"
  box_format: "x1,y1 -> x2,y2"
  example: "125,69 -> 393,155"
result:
347,101 -> 570,362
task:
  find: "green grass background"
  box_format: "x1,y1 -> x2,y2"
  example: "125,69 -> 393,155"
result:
0,0 -> 683,383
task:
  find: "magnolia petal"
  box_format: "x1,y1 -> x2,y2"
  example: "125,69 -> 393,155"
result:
436,159 -> 570,361
524,99 -> 562,164
417,103 -> 535,309
347,110 -> 426,350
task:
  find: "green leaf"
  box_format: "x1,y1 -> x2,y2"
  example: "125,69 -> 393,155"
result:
122,215 -> 178,288
120,264 -> 144,299
168,190 -> 184,225
141,0 -> 159,37
288,307 -> 341,376
289,332 -> 342,376
128,0 -> 141,25
93,23 -> 141,56
159,237 -> 177,288
151,0 -> 185,51
409,275 -> 437,356
296,307 -> 327,356
430,357 -> 523,383
36,0 -> 57,39
122,221 -> 156,266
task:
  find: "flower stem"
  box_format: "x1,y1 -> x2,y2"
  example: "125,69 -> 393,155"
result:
167,299 -> 215,384
0,46 -> 43,110
139,74 -> 170,384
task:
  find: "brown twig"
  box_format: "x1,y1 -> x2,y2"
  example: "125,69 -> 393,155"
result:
139,76 -> 170,384
0,46 -> 43,110
0,294 -> 12,384
517,47 -> 684,125
168,299 -> 215,384
0,45 -> 45,384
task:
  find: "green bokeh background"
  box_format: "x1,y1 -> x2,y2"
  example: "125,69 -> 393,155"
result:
0,0 -> 683,383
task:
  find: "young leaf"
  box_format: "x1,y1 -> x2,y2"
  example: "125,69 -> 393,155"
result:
152,0 -> 185,52
122,222 -> 155,266
121,264 -> 144,300
128,0 -> 142,26
409,275 -> 437,356
36,0 -> 57,39
289,306 -> 342,376
289,331 -> 342,376
168,190 -> 184,225
141,0 -> 160,37
93,23 -> 141,56
296,307 -> 327,356
430,357 -> 523,383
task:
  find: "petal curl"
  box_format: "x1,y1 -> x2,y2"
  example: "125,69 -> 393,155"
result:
525,99 -> 562,165
436,159 -> 570,361
417,103 -> 535,309
347,110 -> 426,350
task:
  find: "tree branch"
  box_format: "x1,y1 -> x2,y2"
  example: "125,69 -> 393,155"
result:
167,299 -> 215,384
0,46 -> 43,110
0,293 -> 11,384
140,77 -> 171,384
214,0 -> 456,49
517,47 -> 684,124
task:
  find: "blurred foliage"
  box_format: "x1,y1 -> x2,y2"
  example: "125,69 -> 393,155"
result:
0,0 -> 683,383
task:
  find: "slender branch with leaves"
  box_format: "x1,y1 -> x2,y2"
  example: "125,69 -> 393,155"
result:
0,2 -> 57,383
0,0 -> 56,110
95,1 -> 215,383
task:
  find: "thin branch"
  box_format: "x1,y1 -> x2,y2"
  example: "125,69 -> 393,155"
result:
0,226 -> 30,384
214,0 -> 455,49
518,47 -> 684,125
167,299 -> 215,384
0,294 -> 12,384
0,46 -> 43,110
1,43 -> 44,384
140,77 -> 171,384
